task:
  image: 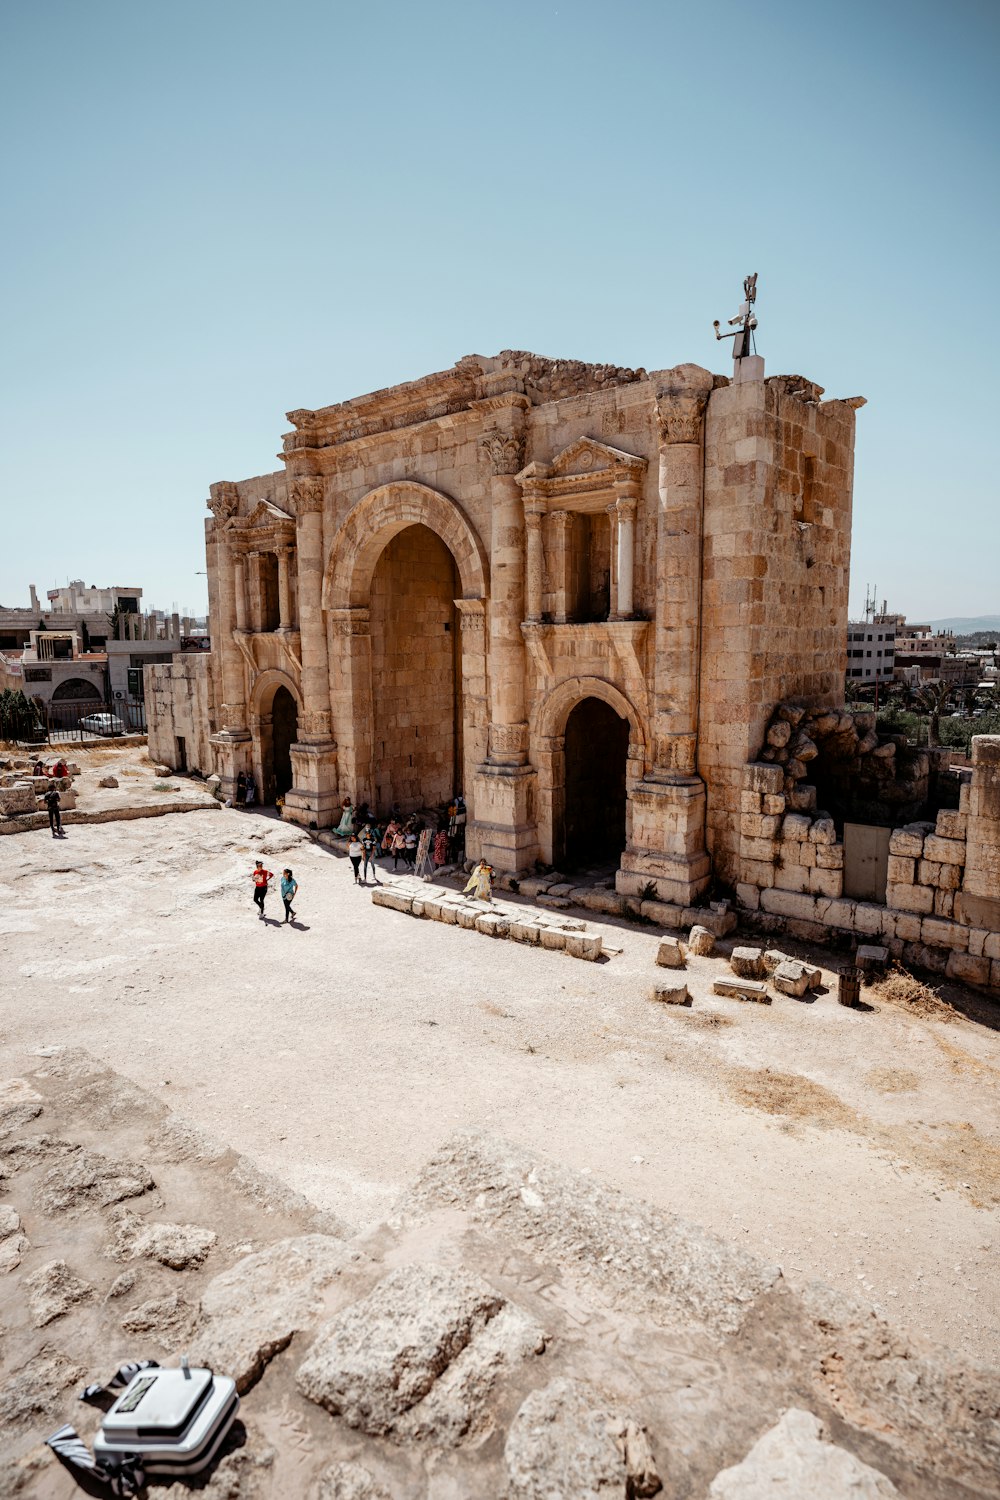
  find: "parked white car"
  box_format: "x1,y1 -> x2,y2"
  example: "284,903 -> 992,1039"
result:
79,713 -> 126,736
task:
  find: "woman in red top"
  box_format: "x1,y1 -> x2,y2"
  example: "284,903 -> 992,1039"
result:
251,860 -> 273,917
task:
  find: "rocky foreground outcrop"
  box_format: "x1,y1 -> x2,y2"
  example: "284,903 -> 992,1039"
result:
0,1057 -> 997,1498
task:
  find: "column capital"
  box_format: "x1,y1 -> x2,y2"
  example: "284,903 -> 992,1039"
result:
481,430 -> 526,476
207,481 -> 239,522
289,476 -> 325,515
615,494 -> 638,520
657,392 -> 709,446
523,497 -> 546,524
550,508 -> 573,532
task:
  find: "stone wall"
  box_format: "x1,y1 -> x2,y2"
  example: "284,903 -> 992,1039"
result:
735,736 -> 1000,994
698,377 -> 860,883
146,654 -> 216,774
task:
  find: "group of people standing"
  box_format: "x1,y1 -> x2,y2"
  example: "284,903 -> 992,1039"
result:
334,796 -> 467,886
233,771 -> 258,809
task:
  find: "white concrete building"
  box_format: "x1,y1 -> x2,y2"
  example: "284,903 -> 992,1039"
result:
846,619 -> 896,684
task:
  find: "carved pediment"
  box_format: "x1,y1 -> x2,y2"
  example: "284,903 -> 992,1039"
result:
246,499 -> 294,528
516,437 -> 646,509
546,437 -> 646,481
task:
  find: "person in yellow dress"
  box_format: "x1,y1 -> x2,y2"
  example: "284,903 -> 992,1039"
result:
463,859 -> 495,902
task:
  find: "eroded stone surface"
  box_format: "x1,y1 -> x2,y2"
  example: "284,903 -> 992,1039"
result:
297,1263 -> 544,1444
313,1463 -> 391,1500
0,1347 -> 85,1429
105,1205 -> 217,1268
504,1378 -> 661,1499
120,1292 -> 199,1348
24,1259 -> 95,1326
688,925 -> 716,956
730,946 -> 765,978
708,1408 -> 899,1498
36,1148 -> 154,1214
192,1233 -> 353,1392
0,1079 -> 43,1135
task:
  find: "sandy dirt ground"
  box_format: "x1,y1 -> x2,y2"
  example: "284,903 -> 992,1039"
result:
2,785 -> 998,1366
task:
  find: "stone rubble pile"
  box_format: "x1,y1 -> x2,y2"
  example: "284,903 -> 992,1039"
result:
0,760 -> 80,819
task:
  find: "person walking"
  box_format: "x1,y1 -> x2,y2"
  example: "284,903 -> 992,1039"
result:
347,836 -> 364,884
235,771 -> 247,809
44,783 -> 63,838
390,827 -> 406,869
359,824 -> 377,883
463,858 -> 495,902
280,868 -> 298,923
403,828 -> 418,868
251,859 -> 273,917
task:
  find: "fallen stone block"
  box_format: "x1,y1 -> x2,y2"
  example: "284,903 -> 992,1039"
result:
517,876 -> 553,899
98,775 -> 119,788
713,977 -> 770,1004
505,1378 -> 662,1500
772,961 -> 813,998
650,980 -> 691,1006
708,1407 -> 900,1498
762,948 -> 790,973
509,919 -> 540,945
640,898 -> 686,928
687,925 -> 715,956
683,905 -> 737,937
0,783 -> 37,815
730,946 -> 765,978
297,1263 -> 544,1445
538,893 -> 572,910
476,913 -> 511,939
855,944 -> 889,974
539,927 -> 567,951
564,932 -> 602,961
371,888 -> 414,915
655,936 -> 687,968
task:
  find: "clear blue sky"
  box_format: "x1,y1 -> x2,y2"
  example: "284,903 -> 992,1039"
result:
1,0 -> 997,621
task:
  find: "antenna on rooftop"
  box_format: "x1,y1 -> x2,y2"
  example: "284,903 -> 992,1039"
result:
864,584 -> 878,622
713,273 -> 764,384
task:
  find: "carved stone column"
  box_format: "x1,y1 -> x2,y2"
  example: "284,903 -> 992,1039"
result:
469,412 -> 539,872
282,476 -> 339,828
615,369 -> 714,908
551,510 -> 573,623
614,482 -> 638,620
523,498 -> 544,624
277,545 -> 293,630
206,494 -> 251,798
233,553 -> 248,632
606,502 -> 619,619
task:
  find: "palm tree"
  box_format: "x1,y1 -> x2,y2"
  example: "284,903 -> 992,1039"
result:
915,680 -> 950,747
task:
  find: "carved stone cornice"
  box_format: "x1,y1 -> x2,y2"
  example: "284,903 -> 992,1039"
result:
454,598 -> 486,634
289,477 -> 325,516
481,431 -> 526,477
328,606 -> 371,639
207,481 -> 239,522
657,394 -> 709,446
515,437 -> 646,512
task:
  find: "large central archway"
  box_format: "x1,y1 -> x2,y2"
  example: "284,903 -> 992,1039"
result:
369,524 -> 462,812
250,671 -> 301,805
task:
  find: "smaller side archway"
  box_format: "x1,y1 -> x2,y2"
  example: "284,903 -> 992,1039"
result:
249,670 -> 302,804
532,676 -> 647,870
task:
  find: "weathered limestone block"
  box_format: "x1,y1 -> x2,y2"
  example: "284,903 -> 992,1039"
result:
936,809 -> 967,840
774,864 -> 809,893
0,1077 -> 43,1134
730,946 -> 765,978
104,1207 -> 217,1269
992,958 -> 1000,990
564,932 -> 602,961
687,925 -> 715,956
921,917 -> 967,952
371,889 -> 414,915
985,932 -> 1000,961
946,952 -> 990,986
475,913 -> 511,938
713,976 -> 770,1003
504,1379 -> 661,1500
297,1264 -> 544,1445
741,812 -> 782,839
923,834 -> 966,866
735,883 -> 760,910
708,1408 -> 899,1498
655,936 -> 687,968
786,784 -> 818,812
767,720 -> 792,748
936,861 -> 962,890
886,854 -> 915,885
762,949 -> 789,973
25,1259 -> 96,1327
852,904 -> 884,936
742,835 -> 779,862
762,793 -> 786,815
539,927 -> 567,951
797,842 -> 817,868
509,918 -> 540,945
744,762 -> 785,795
886,882 -> 934,916
772,961 -> 817,997
809,817 -> 836,845
855,944 -> 889,974
651,979 -> 690,1006
815,844 -> 844,869
37,1150 -> 154,1214
917,859 -> 941,887
640,899 -> 685,928
781,813 -> 811,842
0,783 -> 37,815
192,1236 -> 353,1394
902,941 -> 948,974
959,781 -> 972,813
684,906 -> 737,937
893,912 -> 923,942
888,828 -> 925,858
760,889 -> 817,921
775,703 -> 806,726
741,859 -> 776,889
98,775 -> 119,788
740,790 -> 763,813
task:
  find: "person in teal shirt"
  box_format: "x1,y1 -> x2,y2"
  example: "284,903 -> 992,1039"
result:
280,868 -> 298,924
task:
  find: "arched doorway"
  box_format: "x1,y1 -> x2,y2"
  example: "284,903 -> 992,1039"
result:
51,678 -> 102,702
563,697 -> 630,868
271,686 -> 297,800
369,523 -> 461,813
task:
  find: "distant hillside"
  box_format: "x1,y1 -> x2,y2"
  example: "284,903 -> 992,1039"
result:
925,615 -> 1000,634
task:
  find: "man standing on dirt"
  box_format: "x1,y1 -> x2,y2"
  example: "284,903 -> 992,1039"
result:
250,859 -> 273,918
44,783 -> 63,838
